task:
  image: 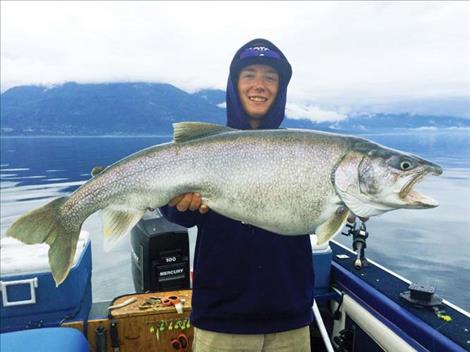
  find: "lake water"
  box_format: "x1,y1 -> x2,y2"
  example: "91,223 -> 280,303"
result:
1,130 -> 469,311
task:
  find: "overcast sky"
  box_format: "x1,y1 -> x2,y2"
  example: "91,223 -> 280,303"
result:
2,1 -> 469,119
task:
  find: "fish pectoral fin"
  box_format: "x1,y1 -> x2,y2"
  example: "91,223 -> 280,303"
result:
101,207 -> 145,250
173,122 -> 235,143
315,207 -> 350,245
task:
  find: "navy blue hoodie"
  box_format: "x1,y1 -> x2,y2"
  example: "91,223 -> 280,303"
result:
161,39 -> 314,334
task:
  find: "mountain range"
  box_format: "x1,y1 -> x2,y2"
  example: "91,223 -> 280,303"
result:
1,82 -> 469,135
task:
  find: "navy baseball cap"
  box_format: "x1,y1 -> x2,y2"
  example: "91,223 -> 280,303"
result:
229,38 -> 292,86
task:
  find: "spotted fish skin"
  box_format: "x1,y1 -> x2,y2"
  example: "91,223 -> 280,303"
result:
6,122 -> 442,285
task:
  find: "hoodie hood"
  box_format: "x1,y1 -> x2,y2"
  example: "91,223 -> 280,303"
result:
226,38 -> 292,130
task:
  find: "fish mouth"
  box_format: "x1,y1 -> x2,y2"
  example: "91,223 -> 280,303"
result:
399,166 -> 442,208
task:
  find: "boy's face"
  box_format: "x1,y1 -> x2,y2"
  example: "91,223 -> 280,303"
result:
237,64 -> 279,123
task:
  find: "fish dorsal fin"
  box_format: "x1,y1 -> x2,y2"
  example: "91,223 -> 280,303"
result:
173,122 -> 234,143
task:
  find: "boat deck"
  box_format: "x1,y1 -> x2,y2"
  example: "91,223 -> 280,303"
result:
330,241 -> 469,351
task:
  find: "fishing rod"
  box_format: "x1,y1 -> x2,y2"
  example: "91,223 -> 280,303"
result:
341,219 -> 369,270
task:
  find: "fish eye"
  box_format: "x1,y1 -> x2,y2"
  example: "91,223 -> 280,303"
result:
400,160 -> 413,170
387,155 -> 415,171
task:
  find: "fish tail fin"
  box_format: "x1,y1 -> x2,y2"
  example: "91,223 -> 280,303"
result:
6,196 -> 81,286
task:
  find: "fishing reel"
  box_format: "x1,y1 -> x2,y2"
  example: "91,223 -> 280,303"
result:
341,220 -> 369,270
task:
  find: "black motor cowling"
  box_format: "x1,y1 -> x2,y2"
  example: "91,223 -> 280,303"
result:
130,211 -> 190,293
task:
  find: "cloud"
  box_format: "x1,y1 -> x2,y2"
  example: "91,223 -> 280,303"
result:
286,103 -> 346,122
2,1 -> 470,109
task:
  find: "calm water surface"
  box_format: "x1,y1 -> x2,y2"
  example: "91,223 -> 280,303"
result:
1,130 -> 469,310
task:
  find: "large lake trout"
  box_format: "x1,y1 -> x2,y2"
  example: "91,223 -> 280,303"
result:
6,122 -> 442,285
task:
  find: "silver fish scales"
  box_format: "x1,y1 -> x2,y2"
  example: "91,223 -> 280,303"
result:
6,122 -> 442,285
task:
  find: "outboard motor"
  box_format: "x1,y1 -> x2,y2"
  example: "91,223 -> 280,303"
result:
130,210 -> 190,293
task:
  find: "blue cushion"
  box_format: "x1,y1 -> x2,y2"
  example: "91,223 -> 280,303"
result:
0,327 -> 89,352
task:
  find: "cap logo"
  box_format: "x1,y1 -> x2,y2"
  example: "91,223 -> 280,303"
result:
239,46 -> 282,60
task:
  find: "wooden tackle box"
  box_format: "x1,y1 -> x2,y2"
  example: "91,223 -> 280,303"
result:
65,290 -> 193,352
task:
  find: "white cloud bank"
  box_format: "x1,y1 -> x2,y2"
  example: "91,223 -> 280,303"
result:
286,103 -> 346,122
2,1 -> 469,113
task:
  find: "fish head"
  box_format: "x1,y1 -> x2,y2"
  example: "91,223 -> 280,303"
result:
334,140 -> 443,218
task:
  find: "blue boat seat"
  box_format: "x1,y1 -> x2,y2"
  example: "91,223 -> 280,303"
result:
0,327 -> 89,352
